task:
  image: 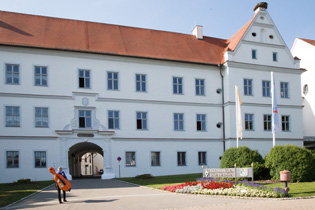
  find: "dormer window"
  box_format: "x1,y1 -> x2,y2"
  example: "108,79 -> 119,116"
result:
273,52 -> 278,62
252,49 -> 257,59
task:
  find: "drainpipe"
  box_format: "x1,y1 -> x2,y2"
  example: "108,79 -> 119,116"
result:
219,64 -> 226,152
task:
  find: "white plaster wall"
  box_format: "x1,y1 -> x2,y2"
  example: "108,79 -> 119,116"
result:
111,139 -> 223,178
291,39 -> 315,137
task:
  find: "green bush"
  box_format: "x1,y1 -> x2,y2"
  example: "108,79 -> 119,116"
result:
265,145 -> 315,182
135,174 -> 154,179
220,146 -> 268,180
16,179 -> 31,184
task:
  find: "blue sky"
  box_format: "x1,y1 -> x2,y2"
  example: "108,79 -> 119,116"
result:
0,0 -> 314,48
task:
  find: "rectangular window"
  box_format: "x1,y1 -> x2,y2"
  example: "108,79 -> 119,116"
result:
245,113 -> 254,131
195,79 -> 205,96
136,112 -> 147,130
252,49 -> 257,59
5,64 -> 19,84
173,77 -> 183,94
151,152 -> 160,166
108,111 -> 119,129
264,114 -> 272,131
126,152 -> 136,167
35,107 -> 49,128
198,152 -> 207,165
177,152 -> 186,166
34,66 -> 48,86
107,72 -> 119,90
273,52 -> 278,62
35,151 -> 46,168
174,113 -> 184,131
136,74 -> 146,92
280,82 -> 289,98
6,106 -> 20,127
262,81 -> 271,97
196,114 -> 206,131
282,115 -> 290,131
7,151 -> 19,168
79,70 -> 90,88
244,79 -> 253,96
79,110 -> 92,128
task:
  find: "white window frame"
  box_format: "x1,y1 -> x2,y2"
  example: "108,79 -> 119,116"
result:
5,106 -> 20,127
273,52 -> 278,62
5,63 -> 20,85
136,74 -> 146,92
34,151 -> 47,168
174,113 -> 184,131
262,80 -> 271,97
126,151 -> 136,167
136,112 -> 148,130
151,151 -> 161,167
78,110 -> 92,128
6,150 -> 19,168
280,82 -> 289,98
173,77 -> 183,95
78,69 -> 91,89
195,79 -> 205,96
281,115 -> 290,132
107,71 -> 119,90
108,110 -> 120,129
244,79 -> 253,96
245,113 -> 254,131
263,114 -> 272,131
252,49 -> 257,59
196,114 -> 206,131
34,66 -> 48,86
34,107 -> 49,128
177,151 -> 186,166
198,151 -> 207,166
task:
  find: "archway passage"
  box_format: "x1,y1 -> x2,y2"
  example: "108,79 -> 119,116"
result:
68,142 -> 104,179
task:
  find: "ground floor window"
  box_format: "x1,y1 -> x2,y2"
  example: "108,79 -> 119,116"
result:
151,152 -> 160,166
7,151 -> 19,168
177,152 -> 186,166
35,151 -> 46,168
198,151 -> 207,165
126,152 -> 136,167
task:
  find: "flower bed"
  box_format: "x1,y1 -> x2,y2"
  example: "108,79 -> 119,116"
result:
160,179 -> 286,198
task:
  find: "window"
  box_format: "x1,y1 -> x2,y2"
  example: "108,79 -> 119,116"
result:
79,110 -> 92,128
79,70 -> 90,88
108,111 -> 119,129
282,115 -> 290,131
198,152 -> 207,165
245,114 -> 254,131
177,152 -> 186,166
196,114 -> 206,131
34,66 -> 48,86
196,79 -> 205,96
151,152 -> 160,166
173,77 -> 183,94
35,151 -> 46,168
280,82 -> 289,98
273,52 -> 278,62
136,112 -> 147,130
264,114 -> 271,131
136,74 -> 146,92
35,107 -> 49,128
126,152 -> 136,167
174,113 -> 184,131
5,64 -> 19,84
107,72 -> 118,90
7,151 -> 19,168
252,49 -> 257,59
262,80 -> 271,97
244,79 -> 253,96
6,106 -> 20,127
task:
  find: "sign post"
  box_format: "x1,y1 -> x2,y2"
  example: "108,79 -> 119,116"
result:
117,156 -> 122,178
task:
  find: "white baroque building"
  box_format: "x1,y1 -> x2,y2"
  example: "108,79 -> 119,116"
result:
291,38 -> 315,149
0,3 -> 304,183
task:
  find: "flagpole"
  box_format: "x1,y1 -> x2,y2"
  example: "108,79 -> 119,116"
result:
235,86 -> 238,148
273,133 -> 275,148
271,72 -> 278,148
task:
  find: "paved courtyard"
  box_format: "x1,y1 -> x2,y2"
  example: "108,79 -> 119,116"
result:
3,179 -> 315,210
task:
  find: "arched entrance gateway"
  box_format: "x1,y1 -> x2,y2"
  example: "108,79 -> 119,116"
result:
56,130 -> 115,180
69,142 -> 104,178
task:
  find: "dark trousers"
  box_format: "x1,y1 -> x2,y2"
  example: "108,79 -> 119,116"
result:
57,185 -> 66,203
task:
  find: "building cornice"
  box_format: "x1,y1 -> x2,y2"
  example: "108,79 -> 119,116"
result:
0,136 -> 58,140
0,92 -> 73,100
224,101 -> 303,109
226,61 -> 305,74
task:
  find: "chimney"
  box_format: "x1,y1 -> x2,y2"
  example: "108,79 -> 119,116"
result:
192,25 -> 203,40
254,2 -> 268,13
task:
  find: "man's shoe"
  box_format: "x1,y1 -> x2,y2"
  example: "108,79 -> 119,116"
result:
64,200 -> 67,202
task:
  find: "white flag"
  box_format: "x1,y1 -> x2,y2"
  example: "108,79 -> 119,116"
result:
235,85 -> 243,140
271,72 -> 279,133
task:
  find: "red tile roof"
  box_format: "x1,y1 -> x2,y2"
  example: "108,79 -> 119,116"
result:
300,38 -> 315,47
0,10 -> 254,65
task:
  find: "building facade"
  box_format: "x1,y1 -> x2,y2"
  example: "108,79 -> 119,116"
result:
291,38 -> 315,149
0,3 -> 304,183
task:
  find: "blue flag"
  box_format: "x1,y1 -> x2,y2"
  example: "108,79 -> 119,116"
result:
271,72 -> 279,133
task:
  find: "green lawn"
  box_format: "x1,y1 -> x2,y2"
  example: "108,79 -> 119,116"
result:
119,173 -> 315,198
0,180 -> 54,208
